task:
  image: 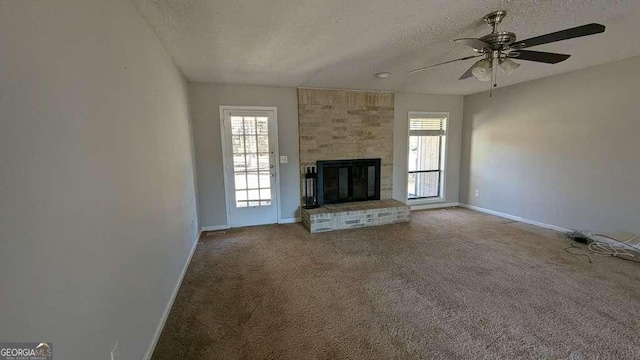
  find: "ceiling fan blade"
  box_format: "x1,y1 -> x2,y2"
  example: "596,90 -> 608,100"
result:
511,23 -> 605,49
409,55 -> 482,74
454,38 -> 490,50
508,50 -> 571,64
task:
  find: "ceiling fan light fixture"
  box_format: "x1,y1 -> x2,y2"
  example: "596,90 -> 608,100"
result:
471,59 -> 491,80
499,58 -> 520,76
476,72 -> 491,82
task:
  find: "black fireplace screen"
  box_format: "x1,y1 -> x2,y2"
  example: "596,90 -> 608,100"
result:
316,158 -> 381,205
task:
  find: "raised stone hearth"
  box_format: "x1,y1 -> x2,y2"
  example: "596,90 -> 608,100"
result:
301,199 -> 410,233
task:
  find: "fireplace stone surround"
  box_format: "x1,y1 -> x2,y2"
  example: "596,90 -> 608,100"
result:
298,89 -> 408,232
297,89 -> 394,202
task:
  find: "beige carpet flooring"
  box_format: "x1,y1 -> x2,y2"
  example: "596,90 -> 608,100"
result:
152,208 -> 640,359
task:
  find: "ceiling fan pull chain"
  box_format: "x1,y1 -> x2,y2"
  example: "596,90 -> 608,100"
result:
489,62 -> 494,97
490,52 -> 498,97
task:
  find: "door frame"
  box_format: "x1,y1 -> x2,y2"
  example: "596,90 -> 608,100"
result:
219,105 -> 281,227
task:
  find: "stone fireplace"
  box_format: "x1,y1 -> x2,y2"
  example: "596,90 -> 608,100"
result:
297,89 -> 409,233
297,88 -> 394,201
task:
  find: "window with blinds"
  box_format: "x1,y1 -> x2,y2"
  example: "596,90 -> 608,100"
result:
407,113 -> 447,200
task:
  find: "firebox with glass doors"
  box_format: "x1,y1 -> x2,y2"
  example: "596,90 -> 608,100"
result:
316,158 -> 381,205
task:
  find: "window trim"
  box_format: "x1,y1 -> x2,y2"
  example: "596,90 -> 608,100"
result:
405,111 -> 448,204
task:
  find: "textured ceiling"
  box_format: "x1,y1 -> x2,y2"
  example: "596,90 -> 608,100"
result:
132,0 -> 640,95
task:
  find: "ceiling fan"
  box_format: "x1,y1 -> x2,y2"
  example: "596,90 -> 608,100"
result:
410,11 -> 605,92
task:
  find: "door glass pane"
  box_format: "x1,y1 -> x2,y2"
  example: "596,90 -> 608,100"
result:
248,189 -> 260,201
246,172 -> 259,190
231,116 -> 244,135
236,190 -> 247,201
257,117 -> 268,134
234,173 -> 247,190
233,154 -> 247,172
259,172 -> 270,189
244,154 -> 258,171
260,189 -> 271,200
258,153 -> 270,171
244,117 -> 256,134
245,136 -> 257,153
257,136 -> 269,152
232,114 -> 272,208
232,136 -> 244,154
236,190 -> 248,208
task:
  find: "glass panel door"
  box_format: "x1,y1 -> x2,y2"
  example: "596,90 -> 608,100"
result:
222,108 -> 278,227
230,115 -> 272,208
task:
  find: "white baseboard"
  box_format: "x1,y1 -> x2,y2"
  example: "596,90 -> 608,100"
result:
143,230 -> 200,360
410,202 -> 459,211
201,224 -> 230,231
459,203 -> 571,233
201,219 -> 301,230
279,217 -> 301,224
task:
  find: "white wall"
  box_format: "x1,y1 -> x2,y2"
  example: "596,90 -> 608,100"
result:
0,1 -> 198,359
393,93 -> 465,205
460,56 -> 640,233
188,83 -> 300,227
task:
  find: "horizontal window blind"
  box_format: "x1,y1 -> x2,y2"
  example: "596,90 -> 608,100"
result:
409,117 -> 446,136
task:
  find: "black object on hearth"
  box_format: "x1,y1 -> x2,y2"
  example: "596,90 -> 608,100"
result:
303,166 -> 319,209
316,158 -> 381,205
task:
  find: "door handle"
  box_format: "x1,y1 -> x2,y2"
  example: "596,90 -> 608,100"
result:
270,173 -> 275,177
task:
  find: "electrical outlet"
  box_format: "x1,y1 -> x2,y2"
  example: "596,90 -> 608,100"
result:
475,190 -> 480,198
279,155 -> 288,164
111,342 -> 122,360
